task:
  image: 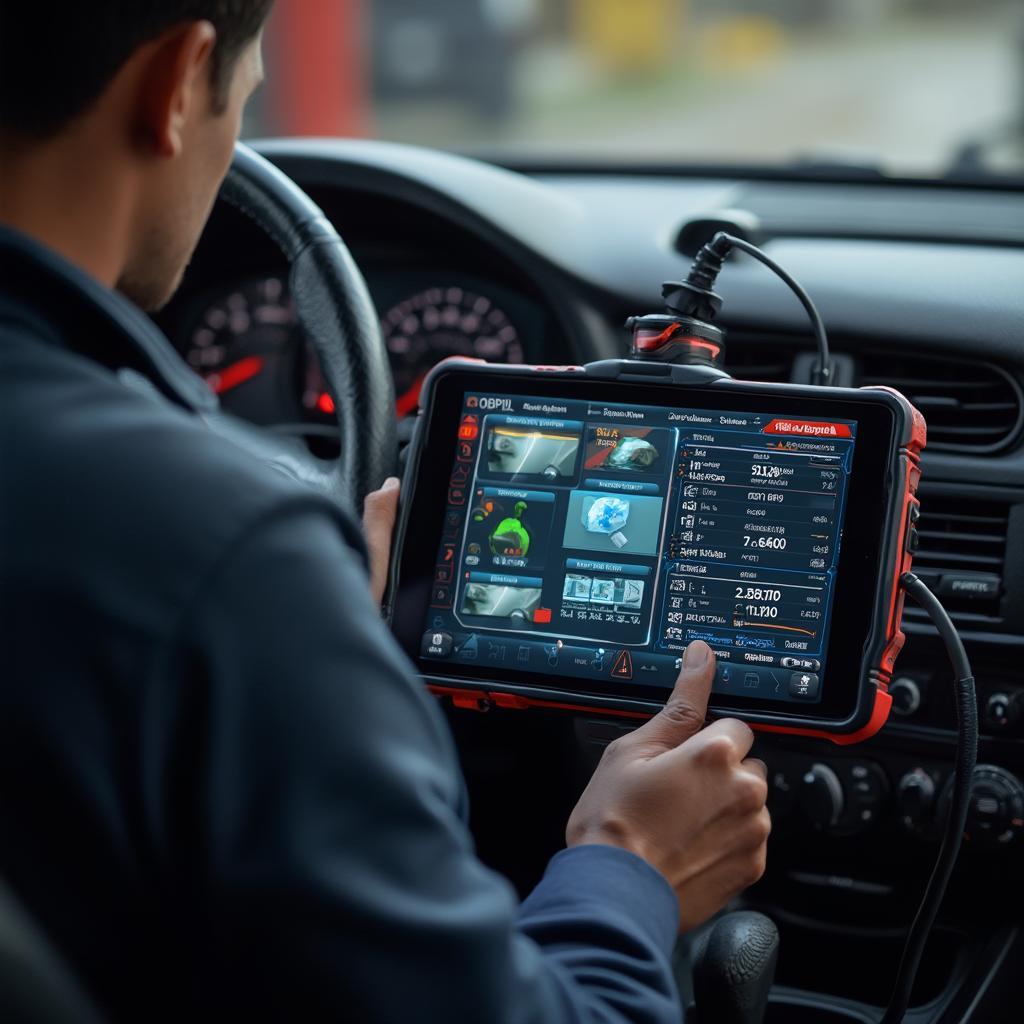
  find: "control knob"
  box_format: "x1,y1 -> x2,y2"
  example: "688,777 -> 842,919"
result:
984,692 -> 1021,733
890,677 -> 922,718
896,768 -> 936,836
939,765 -> 1024,846
798,763 -> 844,829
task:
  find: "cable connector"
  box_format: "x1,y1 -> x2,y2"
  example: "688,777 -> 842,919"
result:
669,232 -> 833,386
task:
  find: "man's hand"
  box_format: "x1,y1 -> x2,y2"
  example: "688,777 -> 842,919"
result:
363,477 -> 400,606
566,641 -> 770,932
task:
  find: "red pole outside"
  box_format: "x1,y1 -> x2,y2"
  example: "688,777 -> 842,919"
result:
266,0 -> 371,138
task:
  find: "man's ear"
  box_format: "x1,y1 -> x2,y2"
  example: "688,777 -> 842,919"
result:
134,21 -> 218,159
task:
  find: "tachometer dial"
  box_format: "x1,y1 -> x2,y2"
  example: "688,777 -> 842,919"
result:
183,276 -> 299,424
382,286 -> 524,415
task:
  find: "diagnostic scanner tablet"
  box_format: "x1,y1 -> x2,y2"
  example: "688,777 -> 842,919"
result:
388,360 -> 926,744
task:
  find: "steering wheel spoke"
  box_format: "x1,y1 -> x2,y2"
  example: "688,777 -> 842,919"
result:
210,143 -> 396,509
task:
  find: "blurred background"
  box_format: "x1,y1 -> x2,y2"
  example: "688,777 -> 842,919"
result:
245,0 -> 1024,181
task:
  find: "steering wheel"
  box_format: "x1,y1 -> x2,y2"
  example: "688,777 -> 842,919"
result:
211,142 -> 396,509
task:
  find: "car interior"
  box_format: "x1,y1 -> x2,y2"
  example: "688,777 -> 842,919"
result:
5,2 -> 1024,1022
138,127 -> 1024,1021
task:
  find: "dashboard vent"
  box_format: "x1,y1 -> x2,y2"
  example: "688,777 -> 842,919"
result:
860,355 -> 1023,454
907,494 -> 1009,622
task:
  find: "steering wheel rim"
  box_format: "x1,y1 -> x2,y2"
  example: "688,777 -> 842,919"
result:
215,142 -> 396,509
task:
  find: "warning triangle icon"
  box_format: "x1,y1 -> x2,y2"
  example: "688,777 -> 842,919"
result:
611,650 -> 633,680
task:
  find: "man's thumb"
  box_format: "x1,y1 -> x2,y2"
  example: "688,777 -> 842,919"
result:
627,641 -> 715,753
363,477 -> 400,604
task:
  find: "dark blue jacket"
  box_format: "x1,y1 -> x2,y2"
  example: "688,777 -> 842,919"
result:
0,226 -> 681,1022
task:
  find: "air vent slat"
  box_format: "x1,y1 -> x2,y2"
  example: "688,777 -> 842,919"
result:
913,551 -> 1003,567
904,606 -> 1003,626
915,529 -> 1005,545
932,515 -> 1006,526
964,403 -> 1019,413
913,397 -> 958,410
928,426 -> 1012,438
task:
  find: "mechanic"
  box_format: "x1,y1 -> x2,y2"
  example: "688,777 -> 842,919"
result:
0,4 -> 770,1022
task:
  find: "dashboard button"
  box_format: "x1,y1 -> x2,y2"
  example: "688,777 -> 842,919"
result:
789,672 -> 820,699
781,656 -> 820,671
890,677 -> 922,717
610,650 -> 633,680
799,763 -> 844,829
983,692 -> 1021,733
421,631 -> 453,657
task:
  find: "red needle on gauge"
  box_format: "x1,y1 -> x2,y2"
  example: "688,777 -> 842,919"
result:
395,372 -> 428,417
205,355 -> 265,395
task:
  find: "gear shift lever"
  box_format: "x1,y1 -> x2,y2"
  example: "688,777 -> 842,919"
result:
691,911 -> 779,1024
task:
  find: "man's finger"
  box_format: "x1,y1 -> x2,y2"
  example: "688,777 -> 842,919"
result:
625,641 -> 715,755
741,757 -> 768,781
679,717 -> 756,764
363,477 -> 400,605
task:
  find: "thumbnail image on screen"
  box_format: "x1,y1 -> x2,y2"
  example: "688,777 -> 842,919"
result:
563,491 -> 665,557
466,488 -> 556,570
485,424 -> 580,480
563,573 -> 646,610
461,580 -> 542,621
584,425 -> 665,474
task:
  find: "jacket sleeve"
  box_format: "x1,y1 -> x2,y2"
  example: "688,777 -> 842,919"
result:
162,502 -> 682,1023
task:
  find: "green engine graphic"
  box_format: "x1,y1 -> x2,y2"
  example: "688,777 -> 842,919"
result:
489,501 -> 531,557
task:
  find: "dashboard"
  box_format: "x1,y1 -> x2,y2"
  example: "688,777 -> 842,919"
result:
159,174 -> 556,438
166,267 -> 541,428
160,138 -> 1024,1016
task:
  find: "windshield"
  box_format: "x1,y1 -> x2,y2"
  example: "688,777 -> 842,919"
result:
245,0 -> 1024,183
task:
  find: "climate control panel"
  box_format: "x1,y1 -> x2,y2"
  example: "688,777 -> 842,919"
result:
768,754 -> 888,836
765,751 -> 1024,846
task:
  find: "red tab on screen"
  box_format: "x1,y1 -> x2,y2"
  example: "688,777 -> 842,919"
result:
763,419 -> 852,438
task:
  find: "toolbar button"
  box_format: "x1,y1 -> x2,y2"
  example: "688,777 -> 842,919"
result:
781,657 -> 820,672
421,631 -> 453,657
789,672 -> 820,699
443,510 -> 464,537
611,650 -> 633,680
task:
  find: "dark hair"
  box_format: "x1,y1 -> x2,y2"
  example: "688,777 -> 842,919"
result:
0,1 -> 275,139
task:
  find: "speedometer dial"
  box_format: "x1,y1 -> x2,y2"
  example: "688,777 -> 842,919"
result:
183,276 -> 300,425
382,287 -> 524,415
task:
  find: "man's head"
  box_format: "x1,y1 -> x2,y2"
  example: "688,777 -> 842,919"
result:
0,2 -> 275,309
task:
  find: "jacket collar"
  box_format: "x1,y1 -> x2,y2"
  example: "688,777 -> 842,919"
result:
0,224 -> 217,414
